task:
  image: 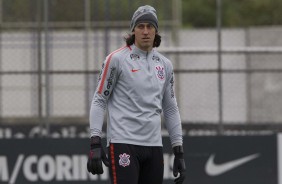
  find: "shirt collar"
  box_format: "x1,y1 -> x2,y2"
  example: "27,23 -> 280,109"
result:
131,44 -> 154,57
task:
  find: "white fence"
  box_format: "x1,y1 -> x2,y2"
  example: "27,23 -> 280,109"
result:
1,27 -> 282,125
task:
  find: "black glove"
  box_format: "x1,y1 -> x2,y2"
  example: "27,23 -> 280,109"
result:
87,136 -> 110,175
173,145 -> 186,184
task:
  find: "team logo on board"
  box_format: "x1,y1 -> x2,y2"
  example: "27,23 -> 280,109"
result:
155,65 -> 165,80
119,153 -> 130,167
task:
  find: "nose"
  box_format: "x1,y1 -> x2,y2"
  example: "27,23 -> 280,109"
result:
143,27 -> 149,34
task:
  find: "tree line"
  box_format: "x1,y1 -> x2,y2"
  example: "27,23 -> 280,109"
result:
183,0 -> 282,27
2,0 -> 282,28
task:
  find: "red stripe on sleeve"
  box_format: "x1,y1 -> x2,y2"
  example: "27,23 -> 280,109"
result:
97,46 -> 127,94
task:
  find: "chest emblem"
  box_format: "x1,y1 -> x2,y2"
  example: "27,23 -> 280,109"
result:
130,54 -> 140,61
152,55 -> 160,62
119,153 -> 130,167
155,65 -> 165,80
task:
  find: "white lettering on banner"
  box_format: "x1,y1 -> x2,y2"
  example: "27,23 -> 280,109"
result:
0,153 -> 175,182
0,156 -> 9,181
163,154 -> 175,179
0,126 -> 90,139
72,155 -> 80,180
278,134 -> 282,184
9,154 -> 24,184
56,155 -> 72,180
38,155 -> 56,181
0,128 -> 12,138
23,155 -> 38,181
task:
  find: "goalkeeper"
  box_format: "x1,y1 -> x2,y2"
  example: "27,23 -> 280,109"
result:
87,5 -> 186,184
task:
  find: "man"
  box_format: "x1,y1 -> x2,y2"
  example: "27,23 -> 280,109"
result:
87,5 -> 186,184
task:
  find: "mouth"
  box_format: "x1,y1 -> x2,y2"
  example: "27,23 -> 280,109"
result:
142,38 -> 150,41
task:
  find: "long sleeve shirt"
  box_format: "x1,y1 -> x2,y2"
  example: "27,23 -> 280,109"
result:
89,44 -> 183,147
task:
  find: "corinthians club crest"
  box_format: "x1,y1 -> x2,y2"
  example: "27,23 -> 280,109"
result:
119,153 -> 130,167
155,65 -> 165,80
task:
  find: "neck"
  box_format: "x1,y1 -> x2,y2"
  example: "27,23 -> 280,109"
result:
134,44 -> 153,54
135,43 -> 153,52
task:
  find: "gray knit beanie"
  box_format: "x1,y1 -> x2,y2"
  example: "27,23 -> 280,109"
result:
130,5 -> 159,32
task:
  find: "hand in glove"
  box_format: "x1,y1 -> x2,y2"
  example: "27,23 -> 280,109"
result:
87,136 -> 110,175
173,145 -> 186,184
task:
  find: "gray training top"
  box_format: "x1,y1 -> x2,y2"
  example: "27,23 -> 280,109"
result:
89,44 -> 183,147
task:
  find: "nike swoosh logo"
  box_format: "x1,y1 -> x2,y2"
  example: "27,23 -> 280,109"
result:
205,153 -> 260,176
131,69 -> 140,72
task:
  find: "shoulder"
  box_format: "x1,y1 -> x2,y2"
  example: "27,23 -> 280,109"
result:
108,46 -> 132,61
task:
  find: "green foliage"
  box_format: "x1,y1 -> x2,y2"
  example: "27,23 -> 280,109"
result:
49,0 -> 85,21
2,0 -> 36,22
183,0 -> 282,28
182,0 -> 216,27
221,0 -> 282,27
2,0 -> 282,28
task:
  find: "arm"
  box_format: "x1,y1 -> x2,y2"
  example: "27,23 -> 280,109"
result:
162,65 -> 183,147
87,54 -> 119,175
89,54 -> 119,138
162,62 -> 186,184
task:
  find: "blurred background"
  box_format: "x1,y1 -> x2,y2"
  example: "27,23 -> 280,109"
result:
1,0 -> 282,184
1,0 -> 282,136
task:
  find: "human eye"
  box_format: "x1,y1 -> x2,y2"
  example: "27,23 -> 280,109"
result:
147,24 -> 154,29
137,24 -> 144,29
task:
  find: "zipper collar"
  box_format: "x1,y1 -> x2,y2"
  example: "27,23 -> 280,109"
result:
132,44 -> 154,59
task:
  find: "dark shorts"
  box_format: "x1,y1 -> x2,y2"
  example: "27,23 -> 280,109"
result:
108,143 -> 164,184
